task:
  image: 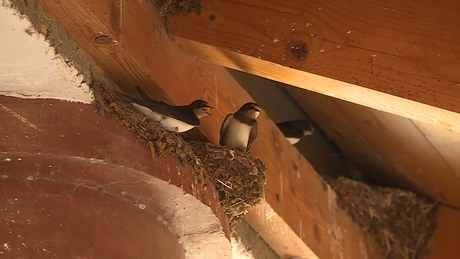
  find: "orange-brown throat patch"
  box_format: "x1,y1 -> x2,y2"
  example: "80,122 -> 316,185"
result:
245,109 -> 260,120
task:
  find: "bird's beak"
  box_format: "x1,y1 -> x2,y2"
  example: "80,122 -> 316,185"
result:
204,106 -> 213,116
303,129 -> 314,136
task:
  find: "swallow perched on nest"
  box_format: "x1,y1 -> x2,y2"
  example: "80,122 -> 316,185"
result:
116,86 -> 212,133
219,102 -> 261,151
276,119 -> 314,144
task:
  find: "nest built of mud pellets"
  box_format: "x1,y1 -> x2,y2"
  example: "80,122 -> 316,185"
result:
92,82 -> 266,229
329,177 -> 438,259
191,142 -> 266,229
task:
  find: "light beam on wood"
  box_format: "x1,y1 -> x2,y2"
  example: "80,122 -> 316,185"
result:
167,0 -> 460,132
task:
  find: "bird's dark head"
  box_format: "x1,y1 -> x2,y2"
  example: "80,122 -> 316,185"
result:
291,120 -> 314,136
238,102 -> 261,119
190,100 -> 213,118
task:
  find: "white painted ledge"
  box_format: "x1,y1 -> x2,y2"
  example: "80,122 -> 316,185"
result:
0,1 -> 92,103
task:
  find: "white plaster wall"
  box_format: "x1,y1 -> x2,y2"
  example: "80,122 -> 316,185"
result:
232,238 -> 256,259
0,1 -> 92,103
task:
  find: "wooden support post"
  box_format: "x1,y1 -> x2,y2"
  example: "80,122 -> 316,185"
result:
31,0 -> 384,258
166,0 -> 460,132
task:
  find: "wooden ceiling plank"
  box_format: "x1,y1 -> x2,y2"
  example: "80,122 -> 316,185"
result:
374,110 -> 460,205
36,0 -> 383,258
167,0 -> 460,132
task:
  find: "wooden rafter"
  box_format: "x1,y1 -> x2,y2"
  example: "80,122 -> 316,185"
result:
167,0 -> 460,132
33,0 -> 384,258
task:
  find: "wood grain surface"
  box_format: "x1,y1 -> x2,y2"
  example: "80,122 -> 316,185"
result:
426,206 -> 460,259
167,0 -> 460,132
35,0 -> 384,258
285,86 -> 460,208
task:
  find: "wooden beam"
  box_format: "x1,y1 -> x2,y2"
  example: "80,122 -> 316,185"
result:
426,206 -> 460,259
166,0 -> 460,132
245,201 -> 319,259
284,86 -> 460,208
32,0 -> 383,258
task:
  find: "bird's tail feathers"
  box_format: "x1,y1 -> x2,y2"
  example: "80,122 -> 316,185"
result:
115,86 -> 162,105
115,91 -> 134,103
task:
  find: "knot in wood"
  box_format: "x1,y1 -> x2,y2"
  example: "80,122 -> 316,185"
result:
287,42 -> 308,60
94,35 -> 115,44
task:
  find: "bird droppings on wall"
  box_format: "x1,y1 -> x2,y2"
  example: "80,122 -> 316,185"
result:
92,81 -> 266,229
329,177 -> 439,259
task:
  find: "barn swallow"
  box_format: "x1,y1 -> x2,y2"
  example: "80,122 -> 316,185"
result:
219,102 -> 261,151
116,86 -> 212,133
276,120 -> 314,145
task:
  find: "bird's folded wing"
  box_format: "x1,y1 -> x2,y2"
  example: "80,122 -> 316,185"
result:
165,106 -> 201,126
276,122 -> 300,138
247,121 -> 258,151
115,91 -> 136,103
219,114 -> 232,145
135,86 -> 200,125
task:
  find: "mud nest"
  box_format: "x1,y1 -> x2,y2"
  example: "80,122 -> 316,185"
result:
92,81 -> 203,170
329,177 -> 438,259
151,0 -> 201,15
92,82 -> 266,228
191,142 -> 267,229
